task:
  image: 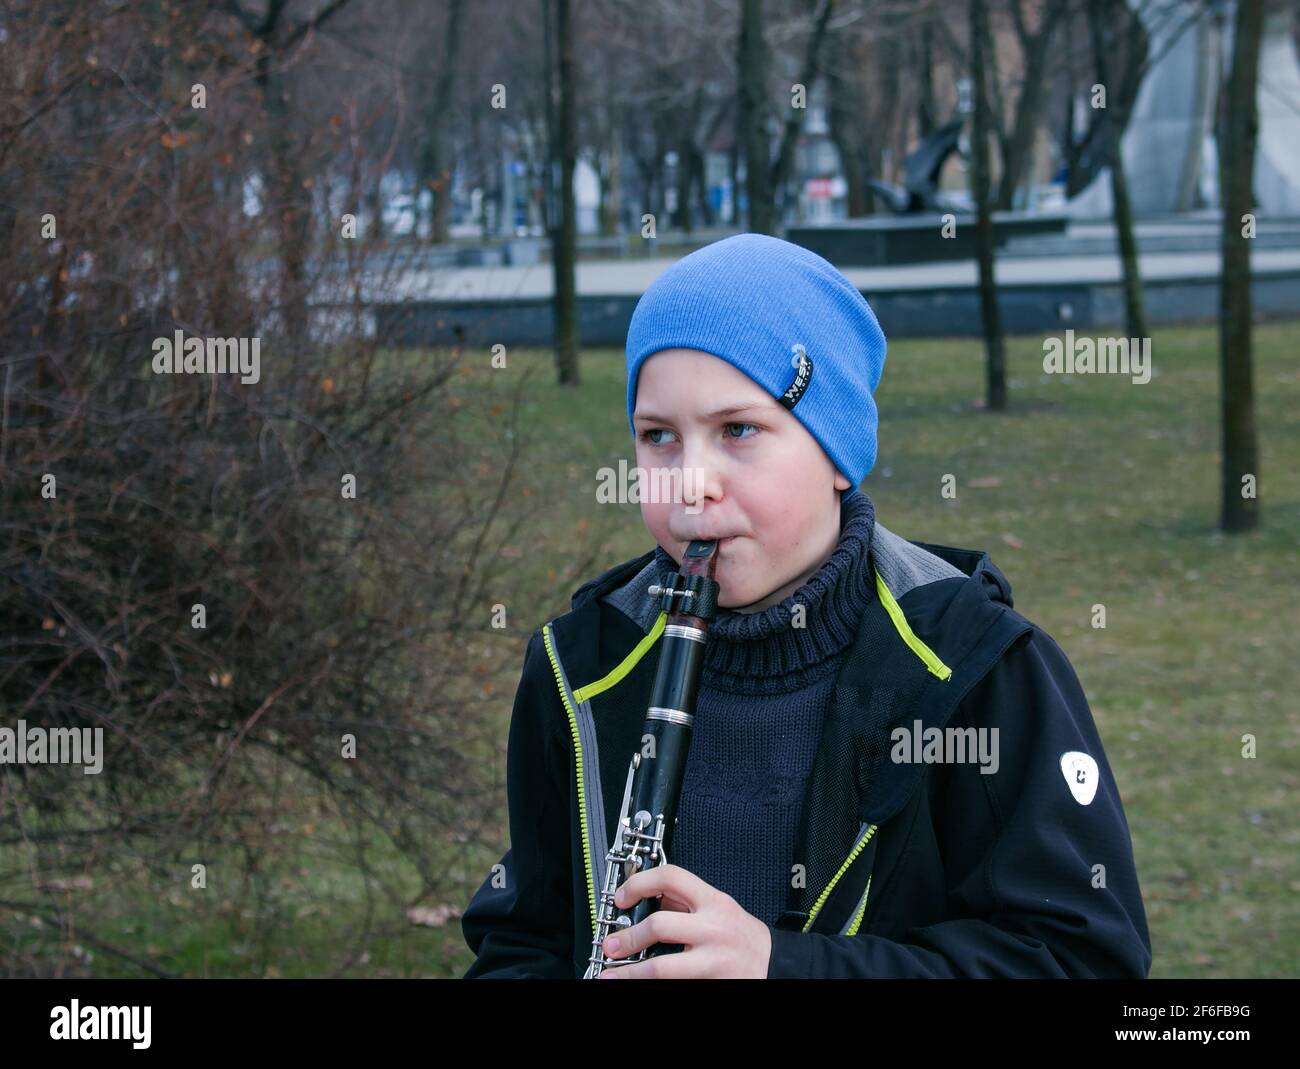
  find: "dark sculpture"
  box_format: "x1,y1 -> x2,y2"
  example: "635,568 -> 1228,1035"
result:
867,117 -> 972,215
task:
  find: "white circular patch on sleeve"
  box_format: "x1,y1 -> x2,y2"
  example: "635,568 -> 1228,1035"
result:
1059,751 -> 1100,806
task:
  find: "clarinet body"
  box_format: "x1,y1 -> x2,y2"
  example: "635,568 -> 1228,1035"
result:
583,539 -> 721,978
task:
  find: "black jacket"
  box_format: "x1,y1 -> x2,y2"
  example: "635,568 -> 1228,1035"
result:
460,523 -> 1153,978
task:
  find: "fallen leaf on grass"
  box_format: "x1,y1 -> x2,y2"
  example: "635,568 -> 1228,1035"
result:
406,904 -> 461,928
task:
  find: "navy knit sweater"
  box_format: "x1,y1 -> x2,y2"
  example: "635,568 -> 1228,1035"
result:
605,490 -> 876,925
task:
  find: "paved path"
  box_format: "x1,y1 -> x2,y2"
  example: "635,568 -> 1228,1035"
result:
368,247 -> 1300,303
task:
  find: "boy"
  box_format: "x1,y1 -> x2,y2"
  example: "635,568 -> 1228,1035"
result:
460,233 -> 1152,979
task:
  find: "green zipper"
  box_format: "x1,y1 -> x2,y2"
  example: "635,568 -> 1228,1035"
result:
542,623 -> 597,936
874,569 -> 952,681
804,823 -> 879,933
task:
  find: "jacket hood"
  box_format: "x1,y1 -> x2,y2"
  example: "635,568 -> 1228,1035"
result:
908,541 -> 1016,608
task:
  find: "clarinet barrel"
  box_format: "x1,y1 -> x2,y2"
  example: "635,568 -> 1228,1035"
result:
583,539 -> 720,978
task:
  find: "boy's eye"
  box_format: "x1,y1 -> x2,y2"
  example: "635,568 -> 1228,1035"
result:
638,423 -> 759,446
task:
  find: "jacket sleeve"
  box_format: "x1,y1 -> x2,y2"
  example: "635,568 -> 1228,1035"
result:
461,629 -> 576,978
766,624 -> 1153,978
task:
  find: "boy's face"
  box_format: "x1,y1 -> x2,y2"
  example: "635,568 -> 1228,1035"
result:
632,348 -> 852,613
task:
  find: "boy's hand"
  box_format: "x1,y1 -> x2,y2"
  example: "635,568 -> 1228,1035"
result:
596,863 -> 771,978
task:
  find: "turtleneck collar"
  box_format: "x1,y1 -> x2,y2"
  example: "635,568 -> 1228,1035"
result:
644,490 -> 876,692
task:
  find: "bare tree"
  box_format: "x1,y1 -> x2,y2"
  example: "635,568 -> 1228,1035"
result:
225,0 -> 360,369
825,6 -> 914,218
738,0 -> 835,233
1218,0 -> 1263,533
994,0 -> 1068,209
1056,2 -> 1150,197
969,0 -> 1007,410
771,0 -> 836,219
416,0 -> 466,244
1089,0 -> 1149,341
0,0 -> 536,977
738,0 -> 775,232
546,0 -> 580,385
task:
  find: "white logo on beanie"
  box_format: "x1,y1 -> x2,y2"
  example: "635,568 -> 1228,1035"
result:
780,343 -> 813,410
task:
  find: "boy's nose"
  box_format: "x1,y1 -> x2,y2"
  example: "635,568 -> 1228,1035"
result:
679,457 -> 723,511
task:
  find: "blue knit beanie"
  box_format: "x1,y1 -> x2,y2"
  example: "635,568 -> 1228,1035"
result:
625,233 -> 887,493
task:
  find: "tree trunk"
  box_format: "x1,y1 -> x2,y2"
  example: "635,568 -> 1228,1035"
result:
1066,3 -> 1150,197
552,0 -> 579,386
1089,0 -> 1148,342
427,124 -> 450,244
601,96 -> 623,237
1218,0 -> 1263,533
256,53 -> 310,375
770,0 -> 834,220
242,0 -> 359,375
826,30 -> 869,216
368,176 -> 384,243
676,89 -> 704,233
738,0 -> 773,234
918,20 -> 936,138
995,7 -> 1059,210
728,139 -> 740,225
694,142 -> 714,227
1110,148 -> 1147,341
970,0 -> 1006,411
418,0 -> 465,245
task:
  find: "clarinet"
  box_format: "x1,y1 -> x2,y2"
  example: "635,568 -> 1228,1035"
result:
583,539 -> 721,978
